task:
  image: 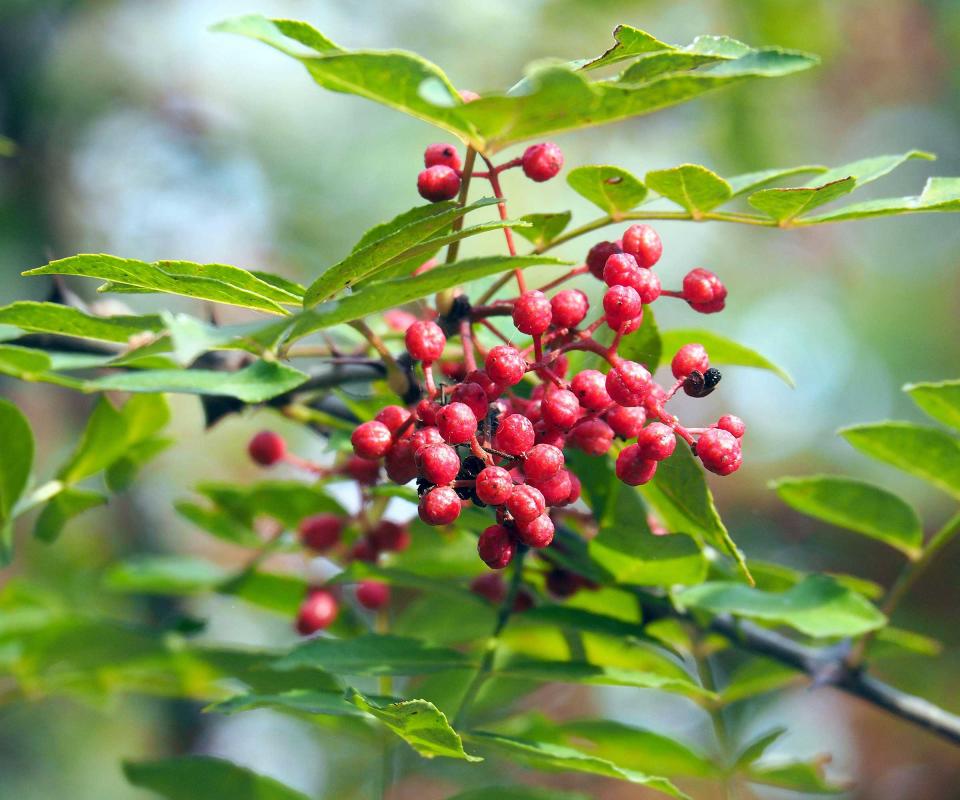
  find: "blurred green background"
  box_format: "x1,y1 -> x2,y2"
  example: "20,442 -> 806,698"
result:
1,1 -> 958,798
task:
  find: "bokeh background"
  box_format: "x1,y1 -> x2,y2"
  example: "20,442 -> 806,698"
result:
1,1 -> 959,798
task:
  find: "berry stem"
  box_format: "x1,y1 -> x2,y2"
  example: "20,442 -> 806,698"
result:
480,154 -> 525,293
423,361 -> 438,398
282,452 -> 329,475
537,265 -> 589,293
459,319 -> 479,373
477,317 -> 513,345
436,146 -> 478,314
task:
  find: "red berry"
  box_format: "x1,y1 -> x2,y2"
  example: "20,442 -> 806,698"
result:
375,405 -> 413,436
603,284 -> 642,330
545,568 -> 581,598
356,579 -> 390,610
682,268 -> 727,313
512,290 -> 552,335
436,402 -> 478,444
450,381 -> 489,421
409,426 -> 444,457
416,442 -> 461,485
531,468 -> 573,507
524,443 -> 564,483
516,513 -> 555,548
418,486 -> 462,525
385,439 -> 418,484
475,465 -> 514,505
465,369 -> 504,401
418,165 -> 461,202
248,431 -> 286,466
478,524 -> 515,569
296,589 -> 339,635
717,415 -> 746,438
298,513 -> 343,551
344,454 -> 381,485
566,472 -> 582,504
485,345 -> 527,386
350,537 -> 380,563
696,428 -> 742,475
493,414 -> 535,456
416,399 -> 440,426
621,224 -> 663,268
550,289 -> 589,328
571,369 -> 612,411
405,320 -> 446,362
568,418 -> 615,456
521,142 -> 563,182
535,353 -> 568,382
643,382 -> 667,419
635,422 -> 677,461
615,444 -> 658,486
440,360 -> 467,381
605,361 -> 652,407
541,388 -> 581,431
671,343 -> 710,379
605,405 -> 646,438
370,520 -> 410,552
631,268 -> 662,305
603,252 -> 642,288
352,421 -> 393,460
470,572 -> 506,603
534,423 -> 567,450
586,241 -> 623,279
507,484 -> 546,523
424,143 -> 462,170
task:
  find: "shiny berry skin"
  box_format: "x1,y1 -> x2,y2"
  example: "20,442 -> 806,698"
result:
350,537 -> 380,563
405,320 -> 446,362
299,514 -> 343,551
436,402 -> 478,444
521,142 -> 563,182
248,431 -> 286,466
352,421 -> 393,460
478,524 -> 515,569
717,415 -> 746,438
696,428 -> 742,475
465,369 -> 504,401
671,343 -> 710,379
417,165 -> 461,202
418,486 -> 462,525
605,361 -> 652,407
605,404 -> 646,438
682,268 -> 727,313
524,443 -> 564,483
370,520 -> 410,552
568,418 -> 615,456
485,345 -> 527,386
385,440 -> 418,484
643,382 -> 667,418
296,589 -> 339,635
603,284 -> 642,329
424,142 -> 462,170
565,472 -> 582,505
417,442 -> 461,485
450,382 -> 489,422
635,422 -> 677,461
550,289 -> 589,328
621,224 -> 663,268
507,484 -> 546,523
631,267 -> 662,304
571,369 -> 612,411
493,414 -> 535,455
603,252 -> 642,288
534,423 -> 567,450
541,388 -> 581,430
531,468 -> 573,506
409,426 -> 444,457
345,454 -> 381,485
516,513 -> 555,548
356,579 -> 391,610
512,290 -> 552,335
470,572 -> 506,603
586,241 -> 623,279
475,465 -> 514,505
375,405 -> 413,436
615,444 -> 658,486
416,399 -> 440,426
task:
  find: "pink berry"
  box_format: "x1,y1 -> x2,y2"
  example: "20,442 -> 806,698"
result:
541,388 -> 581,431
418,486 -> 462,525
512,290 -> 552,335
524,443 -> 564,483
717,415 -> 746,438
635,422 -> 677,461
416,399 -> 440,426
535,353 -> 568,382
370,520 -> 410,552
643,382 -> 667,419
416,442 -> 461,485
248,431 -> 286,466
615,444 -> 658,486
621,224 -> 663,268
516,513 -> 555,548
485,345 -> 527,386
409,426 -> 444,457
603,252 -> 642,288
671,343 -> 710,379
631,268 -> 662,304
587,241 -> 623,279
521,142 -> 564,182
384,440 -> 418,484
384,309 -> 417,331
475,465 -> 514,505
298,514 -> 343,551
417,165 -> 461,202
345,454 -> 381,485
375,405 -> 413,436
568,418 -> 615,456
696,428 -> 743,475
682,268 -> 727,313
507,484 -> 546,523
356,579 -> 390,610
571,369 -> 612,411
531,468 -> 573,507
296,589 -> 338,635
605,361 -> 652,407
566,472 -> 582,504
459,89 -> 480,102
436,402 -> 478,444
440,360 -> 467,382
603,284 -> 642,330
450,381 -> 489,421
605,405 -> 646,438
534,423 -> 567,450
478,524 -> 515,569
493,414 -> 535,455
424,143 -> 462,170
550,289 -> 589,328
350,537 -> 380,563
352,421 -> 393,460
405,320 -> 446,362
465,369 -> 504,401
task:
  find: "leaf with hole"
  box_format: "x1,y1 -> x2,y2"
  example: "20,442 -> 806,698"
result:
567,165 -> 647,217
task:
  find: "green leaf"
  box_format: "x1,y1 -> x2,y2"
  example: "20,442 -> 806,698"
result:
0,301 -> 162,344
797,176 -> 960,224
196,480 -> 346,528
567,165 -> 647,217
904,379 -> 960,432
771,475 -> 923,558
808,150 -> 934,189
726,165 -> 827,196
303,197 -> 499,306
33,487 -> 106,543
580,24 -> 674,71
512,212 -> 572,249
0,399 -> 33,563
24,255 -> 300,314
211,689 -> 370,719
840,422 -> 960,501
675,575 -> 886,638
467,732 -> 688,799
447,789 -> 590,800
0,344 -> 84,389
273,634 -> 472,675
175,502 -> 262,548
496,658 -> 707,697
347,688 -> 481,761
745,759 -> 847,794
104,555 -> 228,595
105,437 -> 173,492
617,305 -> 661,371
220,571 -> 310,616
748,177 -> 856,225
58,397 -> 129,484
659,329 -> 794,387
123,756 -> 311,800
645,165 -> 731,215
519,605 -> 644,641
720,659 -> 800,704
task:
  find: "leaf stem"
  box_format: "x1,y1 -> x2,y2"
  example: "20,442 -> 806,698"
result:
436,146 -> 478,314
480,154 -> 525,294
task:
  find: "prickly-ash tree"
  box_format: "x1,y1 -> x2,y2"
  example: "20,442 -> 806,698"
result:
2,15 -> 960,800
